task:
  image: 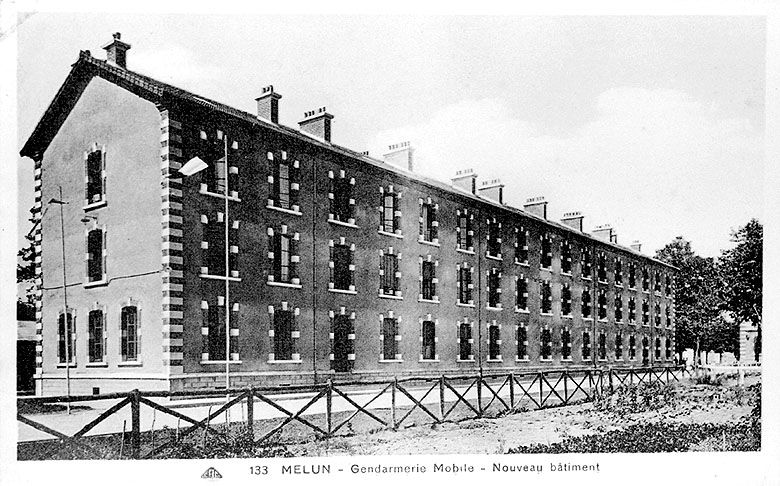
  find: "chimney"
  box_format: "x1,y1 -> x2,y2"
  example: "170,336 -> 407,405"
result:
256,85 -> 281,124
383,141 -> 414,172
610,233 -> 618,244
102,32 -> 131,69
561,211 -> 584,232
451,169 -> 478,195
592,224 -> 614,242
477,178 -> 504,204
524,196 -> 548,219
299,107 -> 333,142
630,240 -> 642,252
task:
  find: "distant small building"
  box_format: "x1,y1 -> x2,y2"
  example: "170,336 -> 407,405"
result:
739,321 -> 760,363
17,302 -> 37,393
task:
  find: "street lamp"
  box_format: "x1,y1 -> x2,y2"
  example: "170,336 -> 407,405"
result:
48,187 -> 72,414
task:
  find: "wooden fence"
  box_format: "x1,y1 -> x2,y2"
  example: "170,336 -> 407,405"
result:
18,366 -> 689,460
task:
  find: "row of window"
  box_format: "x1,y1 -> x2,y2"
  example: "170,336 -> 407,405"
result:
197,302 -> 674,365
56,306 -> 139,364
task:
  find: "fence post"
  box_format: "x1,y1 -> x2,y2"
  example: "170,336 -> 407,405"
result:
476,372 -> 483,417
130,389 -> 141,459
439,376 -> 445,422
509,372 -> 515,409
608,368 -> 614,393
563,371 -> 568,404
326,380 -> 333,436
539,371 -> 544,407
246,387 -> 254,438
391,377 -> 397,430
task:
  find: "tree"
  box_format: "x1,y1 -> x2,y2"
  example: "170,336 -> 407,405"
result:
655,237 -> 723,364
719,219 -> 762,361
17,206 -> 36,283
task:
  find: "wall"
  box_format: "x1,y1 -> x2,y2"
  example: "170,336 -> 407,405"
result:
38,77 -> 164,395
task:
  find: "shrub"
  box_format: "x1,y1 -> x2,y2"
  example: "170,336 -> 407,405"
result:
593,381 -> 676,415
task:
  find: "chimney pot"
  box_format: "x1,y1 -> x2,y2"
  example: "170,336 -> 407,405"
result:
299,107 -> 334,142
630,240 -> 642,252
383,141 -> 414,171
452,169 -> 478,195
102,32 -> 131,68
256,85 -> 282,124
524,196 -> 548,219
561,211 -> 584,232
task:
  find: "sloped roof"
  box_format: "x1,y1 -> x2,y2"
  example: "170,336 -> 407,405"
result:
20,50 -> 676,269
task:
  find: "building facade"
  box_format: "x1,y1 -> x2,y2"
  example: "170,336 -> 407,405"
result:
21,34 -> 676,395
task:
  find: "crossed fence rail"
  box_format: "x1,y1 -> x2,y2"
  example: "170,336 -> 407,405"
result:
18,366 -> 690,460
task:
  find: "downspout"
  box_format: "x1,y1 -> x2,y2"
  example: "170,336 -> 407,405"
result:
311,155 -> 318,384
476,207 -> 483,374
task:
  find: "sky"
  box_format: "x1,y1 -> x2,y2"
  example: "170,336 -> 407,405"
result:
15,13 -> 766,258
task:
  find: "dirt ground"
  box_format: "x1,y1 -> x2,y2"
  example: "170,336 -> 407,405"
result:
289,375 -> 759,456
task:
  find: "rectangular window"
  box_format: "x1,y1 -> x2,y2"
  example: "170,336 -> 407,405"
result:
276,163 -> 290,209
666,306 -> 672,327
581,248 -> 592,278
88,310 -> 104,363
86,149 -> 104,204
420,203 -> 437,242
332,176 -> 353,222
121,306 -> 139,362
597,252 -> 607,282
561,240 -> 572,273
516,276 -> 528,311
517,325 -> 528,360
380,253 -> 399,295
581,288 -> 592,319
655,303 -> 662,327
458,266 -> 473,304
487,220 -> 501,258
541,234 -> 552,269
665,338 -> 672,360
654,271 -> 662,293
562,328 -> 571,360
382,318 -> 398,359
628,297 -> 637,323
642,268 -> 650,291
597,290 -> 607,320
208,306 -> 226,361
541,280 -> 552,314
561,284 -> 572,316
629,335 -> 637,360
628,263 -> 637,288
421,260 -> 436,300
615,295 -> 623,322
598,332 -> 607,360
457,213 -> 473,251
333,244 -> 352,290
87,228 -> 104,282
642,300 -> 650,325
488,325 -> 500,360
382,193 -> 397,233
582,331 -> 591,360
615,259 -> 623,285
273,234 -> 291,283
655,338 -> 662,359
516,228 -> 529,264
615,333 -> 623,360
58,312 -> 75,364
459,322 -> 473,360
273,310 -> 293,361
540,328 -> 552,360
421,321 -> 436,360
488,270 -> 501,308
665,275 -> 673,296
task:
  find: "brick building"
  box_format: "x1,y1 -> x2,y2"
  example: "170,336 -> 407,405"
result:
21,34 -> 676,395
